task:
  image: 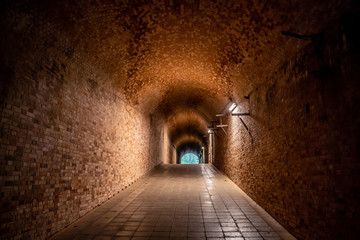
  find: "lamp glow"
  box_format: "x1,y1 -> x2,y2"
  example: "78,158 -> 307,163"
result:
228,103 -> 237,112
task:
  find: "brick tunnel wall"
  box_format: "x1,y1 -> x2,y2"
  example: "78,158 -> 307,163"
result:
0,17 -> 161,240
214,13 -> 360,240
162,125 -> 176,164
149,114 -> 175,165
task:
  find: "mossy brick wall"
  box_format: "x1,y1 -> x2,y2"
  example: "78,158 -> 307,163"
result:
0,8 -> 161,240
214,13 -> 360,240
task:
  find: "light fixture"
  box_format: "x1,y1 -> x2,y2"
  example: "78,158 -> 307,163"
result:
208,129 -> 213,134
228,103 -> 237,112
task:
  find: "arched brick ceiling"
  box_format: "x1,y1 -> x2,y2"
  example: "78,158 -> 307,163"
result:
2,0 -> 353,146
173,134 -> 204,150
167,109 -> 209,146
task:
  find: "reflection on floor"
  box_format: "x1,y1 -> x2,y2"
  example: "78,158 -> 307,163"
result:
51,164 -> 294,240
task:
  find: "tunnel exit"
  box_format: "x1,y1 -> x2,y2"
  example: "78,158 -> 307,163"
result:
176,142 -> 204,164
1,1 -> 358,239
180,153 -> 200,164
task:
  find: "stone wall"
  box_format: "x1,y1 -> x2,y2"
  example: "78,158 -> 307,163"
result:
214,13 -> 360,240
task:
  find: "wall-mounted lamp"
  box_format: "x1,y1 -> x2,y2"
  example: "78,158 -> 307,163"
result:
211,96 -> 253,143
216,98 -> 237,116
228,102 -> 237,112
231,97 -> 250,116
213,98 -> 237,135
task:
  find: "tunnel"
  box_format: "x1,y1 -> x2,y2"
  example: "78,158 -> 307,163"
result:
0,0 -> 359,239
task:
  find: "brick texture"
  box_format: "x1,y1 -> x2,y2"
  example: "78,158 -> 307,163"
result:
214,14 -> 360,240
0,61 -> 162,238
0,16 -> 163,240
1,1 -> 359,240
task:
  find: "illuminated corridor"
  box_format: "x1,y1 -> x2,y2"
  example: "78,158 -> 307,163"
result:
1,1 -> 359,240
52,164 -> 292,240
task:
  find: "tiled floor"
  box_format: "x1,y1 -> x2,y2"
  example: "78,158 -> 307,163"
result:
51,164 -> 293,240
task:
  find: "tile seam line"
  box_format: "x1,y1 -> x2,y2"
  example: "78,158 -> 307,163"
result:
209,164 -> 296,240
49,172 -> 154,239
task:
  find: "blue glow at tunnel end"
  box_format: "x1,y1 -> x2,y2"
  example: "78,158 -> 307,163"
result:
180,153 -> 200,164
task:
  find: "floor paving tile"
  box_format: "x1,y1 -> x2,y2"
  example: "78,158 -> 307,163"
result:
242,232 -> 262,237
206,231 -> 225,237
224,231 -> 242,237
51,164 -> 291,240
